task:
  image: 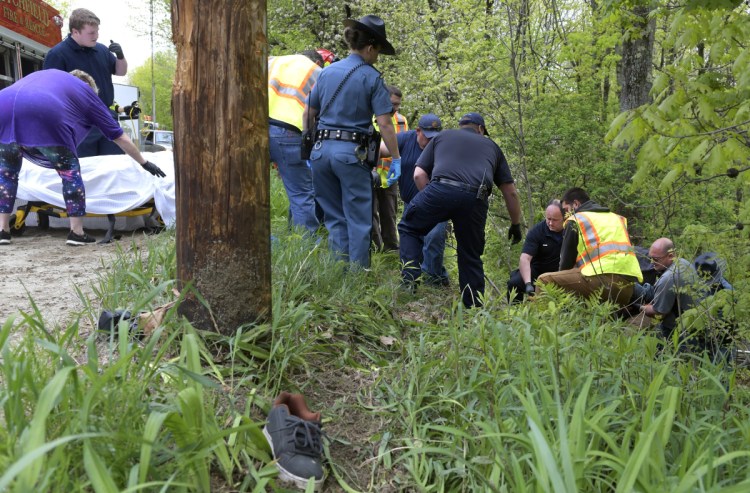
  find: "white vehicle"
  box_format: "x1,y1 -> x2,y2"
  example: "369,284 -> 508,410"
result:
114,83 -> 142,143
152,130 -> 174,150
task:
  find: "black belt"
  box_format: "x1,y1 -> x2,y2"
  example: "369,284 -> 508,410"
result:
434,177 -> 479,193
315,129 -> 367,143
269,119 -> 302,134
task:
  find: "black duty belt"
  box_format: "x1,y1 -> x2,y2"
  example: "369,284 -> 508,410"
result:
434,177 -> 479,193
434,177 -> 491,200
315,129 -> 367,143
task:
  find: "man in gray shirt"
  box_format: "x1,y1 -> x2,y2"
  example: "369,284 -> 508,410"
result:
638,237 -> 702,340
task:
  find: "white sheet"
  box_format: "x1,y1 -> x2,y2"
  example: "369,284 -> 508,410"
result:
16,151 -> 176,226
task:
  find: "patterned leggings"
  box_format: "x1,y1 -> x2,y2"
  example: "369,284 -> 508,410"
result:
0,143 -> 86,216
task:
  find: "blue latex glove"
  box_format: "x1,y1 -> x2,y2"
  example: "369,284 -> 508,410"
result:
386,157 -> 401,187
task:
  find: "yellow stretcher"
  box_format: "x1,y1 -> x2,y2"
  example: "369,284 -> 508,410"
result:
9,200 -> 162,244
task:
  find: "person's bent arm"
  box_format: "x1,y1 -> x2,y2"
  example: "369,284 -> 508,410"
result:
519,253 -> 533,284
375,113 -> 400,160
115,58 -> 127,76
414,167 -> 429,191
114,134 -> 151,165
379,141 -> 391,158
641,304 -> 663,317
498,182 -> 522,225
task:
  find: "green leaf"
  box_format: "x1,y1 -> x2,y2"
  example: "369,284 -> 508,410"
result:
84,441 -> 120,493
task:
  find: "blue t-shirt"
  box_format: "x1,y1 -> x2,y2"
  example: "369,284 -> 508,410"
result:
397,130 -> 425,203
0,69 -> 123,157
307,53 -> 392,134
44,35 -> 117,107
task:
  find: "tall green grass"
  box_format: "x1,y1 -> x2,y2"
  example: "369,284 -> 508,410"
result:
1,173 -> 748,491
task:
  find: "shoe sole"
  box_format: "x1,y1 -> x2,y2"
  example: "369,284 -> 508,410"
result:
66,240 -> 95,246
0,240 -> 10,245
263,426 -> 324,492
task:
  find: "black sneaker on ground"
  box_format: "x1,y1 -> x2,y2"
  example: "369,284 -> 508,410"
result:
263,392 -> 325,491
66,231 -> 96,246
0,230 -> 10,245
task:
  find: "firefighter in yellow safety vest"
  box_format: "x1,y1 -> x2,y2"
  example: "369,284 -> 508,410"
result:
536,187 -> 642,307
268,50 -> 325,234
372,85 -> 408,251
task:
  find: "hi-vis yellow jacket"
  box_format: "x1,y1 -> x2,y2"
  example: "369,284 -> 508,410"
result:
568,211 -> 643,281
373,112 -> 408,187
268,55 -> 321,132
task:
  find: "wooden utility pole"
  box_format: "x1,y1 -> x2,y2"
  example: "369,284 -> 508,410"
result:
171,0 -> 271,332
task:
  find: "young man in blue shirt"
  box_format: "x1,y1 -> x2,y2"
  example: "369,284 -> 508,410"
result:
44,8 -> 128,157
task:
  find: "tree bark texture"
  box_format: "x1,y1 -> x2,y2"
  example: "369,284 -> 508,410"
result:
617,4 -> 655,112
171,0 -> 271,332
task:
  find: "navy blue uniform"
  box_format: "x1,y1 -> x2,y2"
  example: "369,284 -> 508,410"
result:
307,53 -> 392,268
397,130 -> 449,283
44,35 -> 122,157
399,128 -> 514,307
507,219 -> 563,302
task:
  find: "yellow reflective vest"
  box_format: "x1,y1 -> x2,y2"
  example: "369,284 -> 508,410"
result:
268,55 -> 321,132
568,211 -> 643,282
374,112 -> 409,187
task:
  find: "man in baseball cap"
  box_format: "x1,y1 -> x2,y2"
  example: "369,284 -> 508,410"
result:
399,109 -> 523,307
458,112 -> 490,136
418,113 -> 442,138
379,113 -> 451,286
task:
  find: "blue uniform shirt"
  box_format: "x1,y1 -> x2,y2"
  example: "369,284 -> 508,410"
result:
44,35 -> 117,107
417,128 -> 513,190
307,53 -> 392,134
396,130 -> 426,203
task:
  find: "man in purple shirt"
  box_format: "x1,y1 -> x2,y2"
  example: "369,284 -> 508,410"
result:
0,69 -> 165,246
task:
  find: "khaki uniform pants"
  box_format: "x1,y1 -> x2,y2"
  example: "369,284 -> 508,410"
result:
536,268 -> 634,307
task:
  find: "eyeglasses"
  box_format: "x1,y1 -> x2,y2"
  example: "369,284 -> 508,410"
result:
648,253 -> 670,263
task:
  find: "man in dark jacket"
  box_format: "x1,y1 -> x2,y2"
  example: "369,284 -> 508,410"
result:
398,112 -> 522,308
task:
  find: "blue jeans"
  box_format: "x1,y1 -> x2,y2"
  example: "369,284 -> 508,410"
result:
399,182 -> 487,307
310,140 -> 372,268
269,125 -> 319,234
400,205 -> 448,282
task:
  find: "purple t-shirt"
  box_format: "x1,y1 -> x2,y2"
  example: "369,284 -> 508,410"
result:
0,69 -> 123,155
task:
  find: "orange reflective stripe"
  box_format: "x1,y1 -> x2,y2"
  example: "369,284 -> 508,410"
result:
298,65 -> 318,99
268,59 -> 320,108
269,79 -> 307,107
575,212 -> 600,250
576,242 -> 636,268
618,215 -> 632,242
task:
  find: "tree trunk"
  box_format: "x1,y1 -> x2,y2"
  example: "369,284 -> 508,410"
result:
171,0 -> 271,332
617,5 -> 655,111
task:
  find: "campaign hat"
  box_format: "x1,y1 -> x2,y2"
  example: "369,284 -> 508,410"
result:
458,112 -> 490,136
343,15 -> 395,55
418,114 -> 443,138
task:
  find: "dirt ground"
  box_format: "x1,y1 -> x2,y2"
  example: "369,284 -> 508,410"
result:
0,226 -> 146,332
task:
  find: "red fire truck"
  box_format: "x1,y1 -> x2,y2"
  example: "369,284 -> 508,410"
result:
0,0 -> 63,89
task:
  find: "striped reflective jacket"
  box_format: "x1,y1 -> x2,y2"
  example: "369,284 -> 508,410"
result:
268,55 -> 321,132
568,211 -> 643,281
375,112 -> 409,187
